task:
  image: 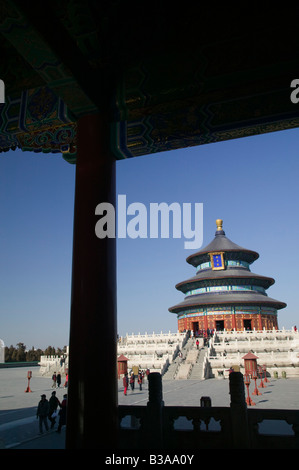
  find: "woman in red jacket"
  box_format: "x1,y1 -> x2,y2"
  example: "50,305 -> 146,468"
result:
123,372 -> 128,395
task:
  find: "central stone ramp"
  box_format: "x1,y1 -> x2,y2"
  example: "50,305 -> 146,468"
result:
170,337 -> 205,379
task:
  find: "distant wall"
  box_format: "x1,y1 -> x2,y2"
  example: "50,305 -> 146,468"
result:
0,339 -> 4,363
0,362 -> 39,368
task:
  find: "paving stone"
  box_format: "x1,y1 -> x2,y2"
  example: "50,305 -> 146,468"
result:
1,367 -> 298,449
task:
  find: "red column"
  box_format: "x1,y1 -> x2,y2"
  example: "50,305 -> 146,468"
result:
232,313 -> 236,330
258,313 -> 263,331
66,114 -> 117,449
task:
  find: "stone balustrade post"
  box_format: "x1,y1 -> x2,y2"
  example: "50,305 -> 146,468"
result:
145,372 -> 164,448
229,371 -> 250,448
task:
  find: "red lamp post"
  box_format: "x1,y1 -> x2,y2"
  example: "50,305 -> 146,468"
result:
258,365 -> 266,388
262,364 -> 269,383
251,369 -> 261,396
244,374 -> 255,406
25,371 -> 32,393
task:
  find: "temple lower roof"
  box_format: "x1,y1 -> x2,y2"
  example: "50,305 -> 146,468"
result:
169,291 -> 287,314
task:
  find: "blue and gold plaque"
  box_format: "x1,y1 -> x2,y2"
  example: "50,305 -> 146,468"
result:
209,252 -> 225,270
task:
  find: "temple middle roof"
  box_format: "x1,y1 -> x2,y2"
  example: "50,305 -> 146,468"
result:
175,269 -> 275,293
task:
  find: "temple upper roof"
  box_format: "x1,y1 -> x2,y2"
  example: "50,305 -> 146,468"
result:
186,219 -> 259,267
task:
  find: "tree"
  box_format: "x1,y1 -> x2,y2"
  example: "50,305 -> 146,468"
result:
26,347 -> 43,362
4,343 -> 65,362
4,345 -> 15,362
44,346 -> 56,356
15,343 -> 26,362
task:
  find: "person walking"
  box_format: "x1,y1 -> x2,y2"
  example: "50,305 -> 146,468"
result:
123,372 -> 128,395
64,373 -> 68,388
48,391 -> 60,429
56,373 -> 61,388
51,372 -> 57,388
138,372 -> 143,391
36,394 -> 49,434
56,394 -> 67,433
130,372 -> 135,391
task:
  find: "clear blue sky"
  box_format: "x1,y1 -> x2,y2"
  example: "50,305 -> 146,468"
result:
0,128 -> 298,349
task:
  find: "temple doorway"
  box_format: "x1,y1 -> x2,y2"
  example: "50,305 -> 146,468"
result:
215,320 -> 224,331
243,319 -> 252,330
192,321 -> 199,334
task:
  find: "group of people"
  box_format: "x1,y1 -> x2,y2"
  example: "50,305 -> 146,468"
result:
36,391 -> 67,434
51,371 -> 68,389
122,369 -> 150,395
193,328 -> 215,338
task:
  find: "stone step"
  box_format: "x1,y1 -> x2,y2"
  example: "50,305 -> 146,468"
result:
185,349 -> 199,363
189,363 -> 202,379
162,361 -> 178,380
175,363 -> 192,379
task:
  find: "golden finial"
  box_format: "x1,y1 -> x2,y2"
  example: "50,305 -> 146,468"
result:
216,219 -> 223,231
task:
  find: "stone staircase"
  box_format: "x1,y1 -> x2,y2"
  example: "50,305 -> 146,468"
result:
189,348 -> 206,379
163,337 -> 207,380
162,360 -> 179,380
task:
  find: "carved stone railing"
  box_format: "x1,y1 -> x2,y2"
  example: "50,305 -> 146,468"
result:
118,371 -> 299,449
247,408 -> 299,449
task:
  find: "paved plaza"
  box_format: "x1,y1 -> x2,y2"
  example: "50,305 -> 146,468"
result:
0,367 -> 298,449
119,375 -> 299,409
0,367 -> 66,449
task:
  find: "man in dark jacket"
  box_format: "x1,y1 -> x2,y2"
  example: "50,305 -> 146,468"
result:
37,394 -> 49,434
56,394 -> 67,433
48,391 -> 60,429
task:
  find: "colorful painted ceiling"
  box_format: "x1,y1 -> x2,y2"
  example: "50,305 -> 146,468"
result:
0,2 -> 299,164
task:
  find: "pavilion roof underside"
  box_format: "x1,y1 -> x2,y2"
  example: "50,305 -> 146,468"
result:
1,2 -> 299,162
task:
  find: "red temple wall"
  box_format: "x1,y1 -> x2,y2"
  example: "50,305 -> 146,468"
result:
177,313 -> 278,332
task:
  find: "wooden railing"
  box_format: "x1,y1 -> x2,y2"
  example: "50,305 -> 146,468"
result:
118,372 -> 299,449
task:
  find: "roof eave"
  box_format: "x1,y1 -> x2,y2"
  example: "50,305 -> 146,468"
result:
169,298 -> 287,314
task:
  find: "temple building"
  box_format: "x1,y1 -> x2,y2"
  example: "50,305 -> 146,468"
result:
169,219 -> 286,333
